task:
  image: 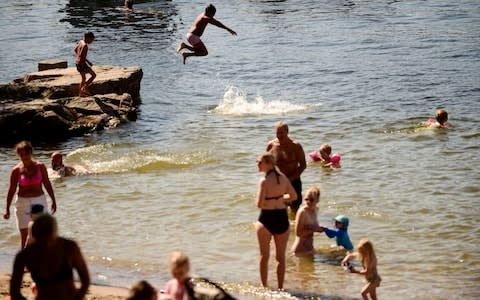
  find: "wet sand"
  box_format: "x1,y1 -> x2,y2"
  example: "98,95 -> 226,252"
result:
0,272 -> 128,300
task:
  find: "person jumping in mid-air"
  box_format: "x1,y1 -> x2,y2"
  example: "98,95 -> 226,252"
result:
176,4 -> 236,64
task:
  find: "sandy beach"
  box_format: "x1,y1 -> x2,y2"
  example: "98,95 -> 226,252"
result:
0,272 -> 128,300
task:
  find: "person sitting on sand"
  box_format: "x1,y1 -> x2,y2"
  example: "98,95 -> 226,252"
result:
291,186 -> 321,256
51,152 -> 76,177
176,4 -> 236,64
424,108 -> 452,128
10,214 -> 90,300
127,280 -> 158,300
163,251 -> 190,300
309,144 -> 341,168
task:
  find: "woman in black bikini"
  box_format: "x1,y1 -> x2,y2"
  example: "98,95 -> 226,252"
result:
255,152 -> 297,289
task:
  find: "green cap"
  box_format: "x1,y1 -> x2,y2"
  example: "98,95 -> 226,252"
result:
334,215 -> 349,228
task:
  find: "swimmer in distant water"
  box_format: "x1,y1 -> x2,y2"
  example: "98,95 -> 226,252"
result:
176,4 -> 236,64
116,0 -> 161,16
125,0 -> 134,11
424,109 -> 452,128
309,144 -> 341,168
51,152 -> 76,177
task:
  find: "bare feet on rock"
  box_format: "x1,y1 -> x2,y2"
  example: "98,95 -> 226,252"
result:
79,87 -> 92,97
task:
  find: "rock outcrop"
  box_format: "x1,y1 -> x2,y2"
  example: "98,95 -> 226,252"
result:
38,59 -> 68,71
0,65 -> 143,143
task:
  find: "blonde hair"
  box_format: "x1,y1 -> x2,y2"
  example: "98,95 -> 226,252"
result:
319,144 -> 332,155
304,186 -> 320,202
435,109 -> 448,125
357,239 -> 377,269
16,140 -> 33,155
169,251 -> 190,272
259,152 -> 277,167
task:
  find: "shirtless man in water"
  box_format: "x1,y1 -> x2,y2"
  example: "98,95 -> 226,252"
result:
266,121 -> 306,215
176,4 -> 236,64
51,152 -> 76,177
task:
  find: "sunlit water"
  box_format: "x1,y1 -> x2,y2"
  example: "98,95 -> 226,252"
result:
0,1 -> 479,299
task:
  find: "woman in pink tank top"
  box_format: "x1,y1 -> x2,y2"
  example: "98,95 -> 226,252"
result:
3,141 -> 57,249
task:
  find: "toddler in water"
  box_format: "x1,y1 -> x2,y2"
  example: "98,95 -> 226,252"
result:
319,215 -> 354,252
25,204 -> 44,247
342,239 -> 381,300
163,252 -> 190,300
424,109 -> 452,128
309,144 -> 341,168
26,204 -> 45,294
291,186 -> 322,256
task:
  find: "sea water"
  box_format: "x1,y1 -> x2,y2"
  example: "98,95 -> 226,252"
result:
0,0 -> 479,299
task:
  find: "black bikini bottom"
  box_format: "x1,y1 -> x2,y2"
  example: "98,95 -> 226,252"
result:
259,209 -> 289,234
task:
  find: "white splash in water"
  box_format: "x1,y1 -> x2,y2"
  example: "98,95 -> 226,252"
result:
64,145 -> 212,174
212,85 -> 317,116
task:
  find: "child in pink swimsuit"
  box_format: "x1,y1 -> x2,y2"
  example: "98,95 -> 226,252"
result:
162,252 -> 190,300
309,144 -> 341,168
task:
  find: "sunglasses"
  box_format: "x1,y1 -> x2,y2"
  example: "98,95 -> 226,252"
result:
305,197 -> 315,202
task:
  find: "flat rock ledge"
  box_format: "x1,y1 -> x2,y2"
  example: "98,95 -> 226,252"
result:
0,65 -> 143,143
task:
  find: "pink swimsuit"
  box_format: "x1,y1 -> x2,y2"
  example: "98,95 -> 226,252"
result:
18,164 -> 42,187
186,32 -> 202,46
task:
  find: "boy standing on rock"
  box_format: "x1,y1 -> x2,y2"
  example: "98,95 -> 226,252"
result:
176,4 -> 236,64
74,31 -> 96,97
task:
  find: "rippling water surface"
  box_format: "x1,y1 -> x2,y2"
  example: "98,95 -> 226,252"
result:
1,1 -> 479,299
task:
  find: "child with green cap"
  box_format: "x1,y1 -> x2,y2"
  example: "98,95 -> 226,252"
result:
319,215 -> 354,252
